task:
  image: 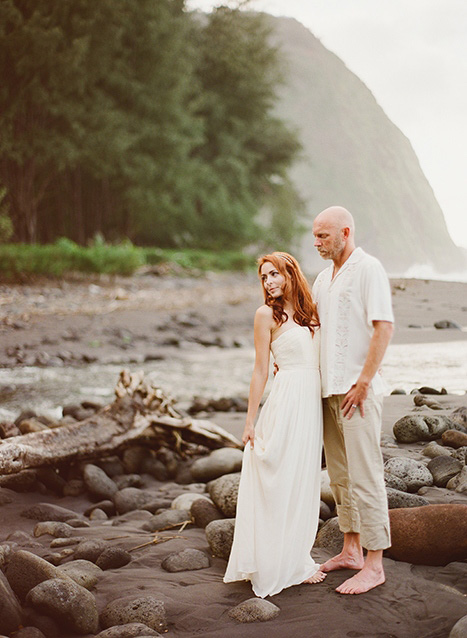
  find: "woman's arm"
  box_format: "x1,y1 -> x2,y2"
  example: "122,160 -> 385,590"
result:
242,306 -> 273,448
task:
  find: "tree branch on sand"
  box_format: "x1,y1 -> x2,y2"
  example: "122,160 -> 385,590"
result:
0,370 -> 241,476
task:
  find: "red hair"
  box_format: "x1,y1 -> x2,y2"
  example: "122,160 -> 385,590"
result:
257,252 -> 320,333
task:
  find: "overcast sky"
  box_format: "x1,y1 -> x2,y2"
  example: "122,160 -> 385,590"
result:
187,0 -> 467,250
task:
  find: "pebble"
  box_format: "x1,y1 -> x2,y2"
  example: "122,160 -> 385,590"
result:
228,598 -> 280,623
100,596 -> 167,633
74,539 -> 108,563
26,577 -> 99,634
384,472 -> 408,492
207,473 -> 240,517
452,446 -> 467,464
205,518 -> 235,560
446,466 -> 467,493
161,548 -> 210,573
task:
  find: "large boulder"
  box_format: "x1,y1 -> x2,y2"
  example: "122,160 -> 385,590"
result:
393,415 -> 460,443
26,577 -> 99,635
190,448 -> 243,482
386,504 -> 467,565
205,519 -> 235,560
0,571 -> 22,635
5,550 -> 72,601
384,457 -> 433,492
207,473 -> 240,517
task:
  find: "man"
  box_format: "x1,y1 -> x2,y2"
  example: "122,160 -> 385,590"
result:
312,205 -> 394,595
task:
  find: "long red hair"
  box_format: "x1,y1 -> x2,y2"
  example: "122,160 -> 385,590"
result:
257,252 -> 320,333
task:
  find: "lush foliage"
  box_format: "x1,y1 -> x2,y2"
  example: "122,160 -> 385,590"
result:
0,1 -> 302,251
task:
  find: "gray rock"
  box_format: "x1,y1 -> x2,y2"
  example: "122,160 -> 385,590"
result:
450,406 -> 467,427
386,487 -> 430,509
84,500 -> 116,517
100,596 -> 167,633
205,518 -> 235,560
446,466 -> 467,493
5,549 -> 72,601
50,537 -> 82,548
320,469 -> 335,508
207,472 -> 240,517
57,559 -> 102,590
422,441 -> 453,458
427,456 -> 463,487
95,624 -> 161,637
83,464 -> 118,500
452,446 -> 467,465
113,488 -> 153,514
114,474 -> 144,490
122,446 -> 149,474
449,614 -> 467,638
33,521 -> 74,538
95,547 -> 132,570
171,492 -> 211,511
0,470 -> 37,492
190,448 -> 243,482
140,456 -> 168,481
161,548 -> 210,572
393,414 -> 460,443
228,598 -> 280,623
319,500 -> 332,521
142,509 -> 190,533
20,503 -> 81,522
90,508 -> 108,521
74,539 -> 108,563
190,498 -> 224,528
26,577 -> 98,634
98,457 -> 125,477
434,319 -> 462,330
314,517 -> 343,554
384,472 -> 408,491
384,457 -> 433,492
0,570 -> 22,635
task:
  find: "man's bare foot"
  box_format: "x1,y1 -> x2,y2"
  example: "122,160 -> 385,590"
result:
303,570 -> 327,584
320,551 -> 364,573
335,566 -> 385,594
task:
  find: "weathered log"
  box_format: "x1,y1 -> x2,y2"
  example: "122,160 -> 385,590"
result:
0,370 -> 241,475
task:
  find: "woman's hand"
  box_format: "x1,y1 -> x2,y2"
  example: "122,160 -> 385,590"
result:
242,422 -> 255,449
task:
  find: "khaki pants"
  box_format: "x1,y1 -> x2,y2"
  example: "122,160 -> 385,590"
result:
323,390 -> 391,551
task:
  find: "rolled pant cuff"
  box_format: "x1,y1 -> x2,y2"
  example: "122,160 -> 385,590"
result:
360,524 -> 391,551
336,505 -> 360,534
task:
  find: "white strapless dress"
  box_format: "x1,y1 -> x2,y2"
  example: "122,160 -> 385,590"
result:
224,325 -> 323,597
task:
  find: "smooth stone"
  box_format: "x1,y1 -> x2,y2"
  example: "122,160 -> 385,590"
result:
319,500 -> 332,521
95,547 -> 132,570
171,492 -> 211,511
434,319 -> 462,330
390,388 -> 406,395
57,559 -> 102,590
161,548 -> 210,573
97,457 -> 125,477
0,571 -> 22,635
446,466 -> 467,493
228,598 -> 280,623
413,394 -> 443,410
386,487 -> 430,509
190,448 -> 243,482
140,456 -> 168,481
442,429 -> 467,449
207,473 -> 240,517
384,472 -> 408,492
20,503 -> 81,523
95,623 -> 161,637
100,596 -> 167,632
386,504 -> 467,565
141,509 -> 190,533
449,615 -> 467,638
427,456 -> 463,487
190,498 -> 224,528
26,577 -> 99,634
33,522 -> 74,538
74,539 -> 108,563
90,508 -> 108,521
83,464 -> 118,500
422,441 -> 453,459
384,457 -> 433,492
84,500 -> 116,517
114,474 -> 144,490
314,517 -> 343,554
5,550 -> 72,601
320,469 -> 335,508
0,470 -> 38,492
393,415 -> 459,443
113,488 -> 153,514
205,518 -> 235,560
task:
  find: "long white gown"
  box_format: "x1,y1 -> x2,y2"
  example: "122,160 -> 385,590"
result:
223,325 -> 323,598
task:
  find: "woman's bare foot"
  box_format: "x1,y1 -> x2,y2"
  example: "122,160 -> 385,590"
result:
336,565 -> 385,594
320,551 -> 364,573
303,570 -> 327,584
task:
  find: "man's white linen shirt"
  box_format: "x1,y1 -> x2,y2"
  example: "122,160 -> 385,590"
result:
312,247 -> 394,398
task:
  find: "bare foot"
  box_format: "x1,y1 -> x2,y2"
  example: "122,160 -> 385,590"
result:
335,566 -> 385,594
303,570 -> 327,584
320,551 -> 364,573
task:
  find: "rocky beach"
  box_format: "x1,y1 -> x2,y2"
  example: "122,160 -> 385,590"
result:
0,271 -> 467,638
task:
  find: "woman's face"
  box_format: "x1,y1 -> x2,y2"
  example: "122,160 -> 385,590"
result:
260,261 -> 286,299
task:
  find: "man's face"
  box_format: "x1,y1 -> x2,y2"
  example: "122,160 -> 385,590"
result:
313,218 -> 345,261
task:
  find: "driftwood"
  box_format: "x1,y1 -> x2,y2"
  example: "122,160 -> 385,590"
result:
0,370 -> 241,476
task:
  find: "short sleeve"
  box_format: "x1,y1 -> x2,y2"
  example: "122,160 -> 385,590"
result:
362,259 -> 394,325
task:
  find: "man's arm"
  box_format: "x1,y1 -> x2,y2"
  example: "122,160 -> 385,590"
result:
341,320 -> 394,418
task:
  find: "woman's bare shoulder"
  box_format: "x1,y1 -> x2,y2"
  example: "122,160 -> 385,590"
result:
254,304 -> 274,327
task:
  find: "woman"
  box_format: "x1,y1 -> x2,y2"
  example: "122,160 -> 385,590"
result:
224,251 -> 326,598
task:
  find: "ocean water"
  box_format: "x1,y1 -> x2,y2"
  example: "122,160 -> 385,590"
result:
0,339 -> 465,422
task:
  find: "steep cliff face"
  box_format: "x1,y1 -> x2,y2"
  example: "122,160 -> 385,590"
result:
269,16 -> 465,274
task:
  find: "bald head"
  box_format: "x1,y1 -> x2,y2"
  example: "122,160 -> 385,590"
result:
313,205 -> 356,266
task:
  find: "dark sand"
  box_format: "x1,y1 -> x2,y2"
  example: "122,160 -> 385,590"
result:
1,273 -> 467,638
